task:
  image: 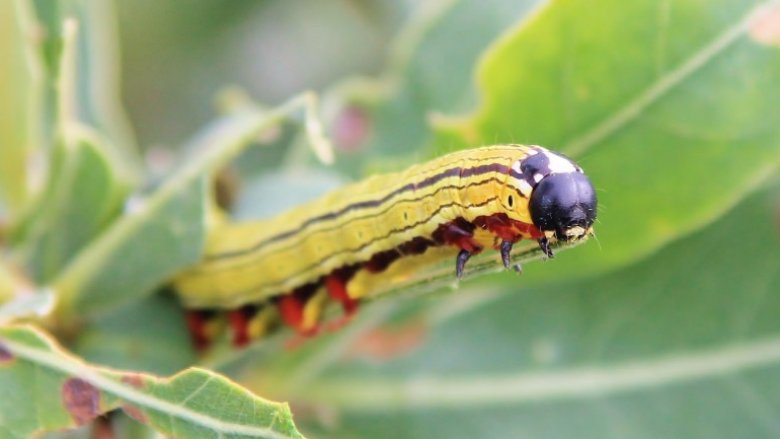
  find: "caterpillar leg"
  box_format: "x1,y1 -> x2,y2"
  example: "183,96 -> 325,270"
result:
325,274 -> 357,312
246,306 -> 277,340
227,305 -> 277,347
185,310 -> 223,352
280,289 -> 330,350
434,219 -> 483,278
500,240 -> 513,269
226,307 -> 252,347
435,219 -> 481,252
477,214 -> 518,241
499,239 -> 523,273
455,249 -> 472,279
277,295 -> 305,332
324,267 -> 360,315
538,237 -> 554,258
323,274 -> 358,329
276,285 -> 322,336
185,310 -> 210,351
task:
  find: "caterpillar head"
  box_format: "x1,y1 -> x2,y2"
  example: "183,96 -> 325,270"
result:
530,172 -> 596,241
512,148 -> 597,242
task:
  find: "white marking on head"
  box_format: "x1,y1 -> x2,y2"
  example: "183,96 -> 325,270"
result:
517,179 -> 533,197
541,150 -> 578,174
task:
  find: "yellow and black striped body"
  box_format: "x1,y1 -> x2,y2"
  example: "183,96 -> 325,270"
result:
174,145 -> 596,347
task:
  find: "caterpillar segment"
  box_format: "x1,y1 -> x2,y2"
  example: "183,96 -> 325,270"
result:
174,145 -> 597,349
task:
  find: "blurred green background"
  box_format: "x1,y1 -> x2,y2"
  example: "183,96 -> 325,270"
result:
2,0 -> 780,438
118,0 -> 403,149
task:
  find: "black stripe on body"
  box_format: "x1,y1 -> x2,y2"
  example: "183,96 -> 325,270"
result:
225,196 -> 500,297
192,175 -> 523,275
206,162 -> 514,261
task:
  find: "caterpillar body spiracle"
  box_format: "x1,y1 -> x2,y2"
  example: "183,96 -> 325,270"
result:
174,144 -> 597,348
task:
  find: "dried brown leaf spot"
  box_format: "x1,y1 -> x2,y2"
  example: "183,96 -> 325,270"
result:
62,378 -> 101,425
0,342 -> 14,363
122,403 -> 147,424
121,373 -> 146,389
119,374 -> 148,423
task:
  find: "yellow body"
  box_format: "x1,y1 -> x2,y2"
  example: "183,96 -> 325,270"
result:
174,145 -> 539,308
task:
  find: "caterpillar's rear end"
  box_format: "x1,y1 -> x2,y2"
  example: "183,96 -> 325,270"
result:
173,145 -> 597,350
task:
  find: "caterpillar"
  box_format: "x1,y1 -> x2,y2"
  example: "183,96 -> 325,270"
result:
174,144 -> 597,349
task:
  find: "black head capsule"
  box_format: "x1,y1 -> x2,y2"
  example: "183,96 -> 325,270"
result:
529,172 -> 597,241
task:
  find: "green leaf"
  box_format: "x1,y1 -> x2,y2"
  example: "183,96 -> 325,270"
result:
0,264 -> 19,305
65,0 -> 140,166
13,130 -> 129,283
72,294 -> 196,375
0,0 -> 38,211
346,0 -> 542,161
52,94 -> 329,319
0,325 -> 304,439
53,174 -> 206,318
285,183 -> 780,438
39,412 -> 160,439
434,0 -> 780,281
28,0 -> 140,172
6,4 -> 136,285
